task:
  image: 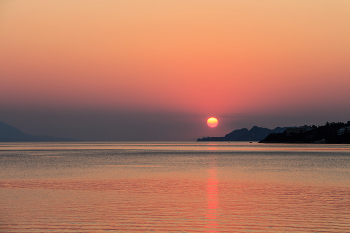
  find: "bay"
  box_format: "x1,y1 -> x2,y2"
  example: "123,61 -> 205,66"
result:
1,142 -> 350,232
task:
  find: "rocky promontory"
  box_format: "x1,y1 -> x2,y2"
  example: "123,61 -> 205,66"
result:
197,126 -> 286,141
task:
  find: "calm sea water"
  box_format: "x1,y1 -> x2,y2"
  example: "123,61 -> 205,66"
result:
1,141 -> 350,232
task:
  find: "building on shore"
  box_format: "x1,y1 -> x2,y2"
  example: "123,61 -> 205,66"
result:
337,126 -> 350,135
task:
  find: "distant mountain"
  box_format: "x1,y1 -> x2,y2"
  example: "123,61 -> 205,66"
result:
0,121 -> 76,142
197,126 -> 286,141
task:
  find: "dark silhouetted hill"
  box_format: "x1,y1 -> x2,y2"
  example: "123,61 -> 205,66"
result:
197,126 -> 286,141
0,121 -> 76,142
260,121 -> 350,144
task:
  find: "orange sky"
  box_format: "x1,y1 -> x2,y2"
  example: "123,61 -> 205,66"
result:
1,0 -> 350,140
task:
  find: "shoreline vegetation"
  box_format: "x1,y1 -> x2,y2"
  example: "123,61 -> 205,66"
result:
198,121 -> 350,144
260,121 -> 350,144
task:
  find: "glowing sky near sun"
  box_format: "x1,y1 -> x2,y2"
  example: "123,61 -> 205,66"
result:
0,0 -> 350,140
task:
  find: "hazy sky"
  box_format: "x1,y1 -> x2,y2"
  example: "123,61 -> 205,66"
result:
1,0 -> 350,140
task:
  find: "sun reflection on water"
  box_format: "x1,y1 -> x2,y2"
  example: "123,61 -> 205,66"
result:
205,157 -> 219,232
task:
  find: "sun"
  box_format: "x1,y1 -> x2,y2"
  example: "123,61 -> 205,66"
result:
207,117 -> 218,128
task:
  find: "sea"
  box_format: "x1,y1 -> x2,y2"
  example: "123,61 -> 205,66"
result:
0,141 -> 349,232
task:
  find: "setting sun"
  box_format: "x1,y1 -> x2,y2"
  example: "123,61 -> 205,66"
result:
207,117 -> 218,128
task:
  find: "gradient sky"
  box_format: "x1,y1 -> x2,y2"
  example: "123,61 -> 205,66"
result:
1,0 -> 350,140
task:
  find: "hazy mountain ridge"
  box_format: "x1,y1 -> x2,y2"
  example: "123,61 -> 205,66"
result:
0,121 -> 76,142
197,126 -> 287,141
